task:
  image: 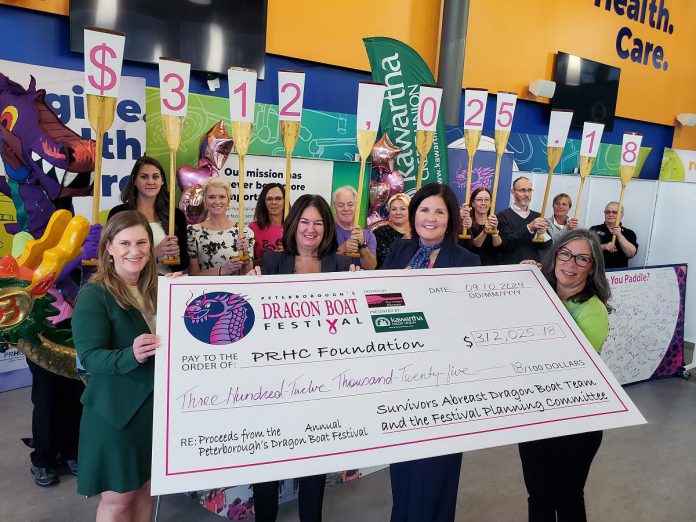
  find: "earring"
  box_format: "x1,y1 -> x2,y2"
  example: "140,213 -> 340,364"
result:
109,255 -> 114,264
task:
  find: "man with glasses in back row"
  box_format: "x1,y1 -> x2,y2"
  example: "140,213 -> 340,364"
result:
497,176 -> 552,264
590,201 -> 638,268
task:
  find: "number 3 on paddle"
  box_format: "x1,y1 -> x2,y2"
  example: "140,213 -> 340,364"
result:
158,59 -> 191,117
228,68 -> 257,123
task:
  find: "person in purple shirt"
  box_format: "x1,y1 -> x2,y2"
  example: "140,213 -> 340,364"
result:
332,186 -> 377,269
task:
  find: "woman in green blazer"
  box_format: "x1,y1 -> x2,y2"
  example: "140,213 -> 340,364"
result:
73,211 -> 160,520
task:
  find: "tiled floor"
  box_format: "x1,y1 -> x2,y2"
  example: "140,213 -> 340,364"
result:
1,376 -> 694,521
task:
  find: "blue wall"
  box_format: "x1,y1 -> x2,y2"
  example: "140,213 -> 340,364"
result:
447,95 -> 672,178
0,4 -> 671,177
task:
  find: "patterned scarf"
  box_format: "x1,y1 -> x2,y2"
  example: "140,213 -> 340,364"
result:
407,240 -> 442,269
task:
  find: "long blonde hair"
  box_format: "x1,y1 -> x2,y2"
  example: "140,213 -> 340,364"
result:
91,211 -> 158,314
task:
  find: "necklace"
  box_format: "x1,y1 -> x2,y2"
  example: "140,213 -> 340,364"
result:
294,255 -> 319,274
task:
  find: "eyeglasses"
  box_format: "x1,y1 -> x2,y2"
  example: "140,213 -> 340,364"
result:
473,197 -> 491,203
556,248 -> 592,267
514,188 -> 533,194
266,196 -> 283,203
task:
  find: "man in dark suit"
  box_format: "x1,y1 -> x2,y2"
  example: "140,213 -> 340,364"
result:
497,177 -> 551,264
590,202 -> 638,268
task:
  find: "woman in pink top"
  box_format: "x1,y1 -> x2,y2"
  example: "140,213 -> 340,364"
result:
249,183 -> 285,264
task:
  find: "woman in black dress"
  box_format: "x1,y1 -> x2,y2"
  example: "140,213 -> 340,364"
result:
465,187 -> 502,265
374,192 -> 411,268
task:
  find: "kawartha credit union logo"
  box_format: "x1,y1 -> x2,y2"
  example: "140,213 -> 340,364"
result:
183,291 -> 255,345
371,312 -> 429,333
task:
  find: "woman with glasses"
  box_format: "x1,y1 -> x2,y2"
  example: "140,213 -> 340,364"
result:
518,228 -> 611,522
249,183 -> 285,263
545,193 -> 578,242
463,187 -> 502,265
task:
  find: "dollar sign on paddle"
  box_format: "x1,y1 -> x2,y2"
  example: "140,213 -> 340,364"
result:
88,43 -> 117,96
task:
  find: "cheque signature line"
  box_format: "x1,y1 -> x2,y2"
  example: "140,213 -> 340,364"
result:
383,399 -> 612,434
178,366 -> 588,414
240,349 -> 442,369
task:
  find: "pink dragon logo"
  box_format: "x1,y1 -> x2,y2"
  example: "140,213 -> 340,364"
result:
183,291 -> 255,346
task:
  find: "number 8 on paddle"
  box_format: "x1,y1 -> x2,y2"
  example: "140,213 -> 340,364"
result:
612,132 -> 642,245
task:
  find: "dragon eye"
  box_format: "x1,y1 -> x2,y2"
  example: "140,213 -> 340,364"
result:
204,303 -> 211,308
0,106 -> 18,132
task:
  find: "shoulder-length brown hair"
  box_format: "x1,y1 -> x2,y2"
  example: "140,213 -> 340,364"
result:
282,194 -> 337,257
90,211 -> 158,314
254,182 -> 285,229
469,187 -> 492,219
408,183 -> 461,244
120,156 -> 169,225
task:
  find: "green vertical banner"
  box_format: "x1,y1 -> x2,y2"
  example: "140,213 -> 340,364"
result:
364,37 -> 449,192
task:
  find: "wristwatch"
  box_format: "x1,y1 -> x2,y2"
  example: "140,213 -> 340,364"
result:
358,242 -> 367,249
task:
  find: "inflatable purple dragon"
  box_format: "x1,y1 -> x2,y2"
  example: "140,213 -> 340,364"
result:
0,73 -> 95,238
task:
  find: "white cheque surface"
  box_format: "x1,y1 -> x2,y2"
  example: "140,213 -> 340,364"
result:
152,266 -> 645,494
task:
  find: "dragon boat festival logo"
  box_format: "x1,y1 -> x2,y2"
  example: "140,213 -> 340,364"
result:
183,291 -> 255,346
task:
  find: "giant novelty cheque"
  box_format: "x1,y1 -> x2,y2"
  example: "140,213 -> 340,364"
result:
151,266 -> 645,494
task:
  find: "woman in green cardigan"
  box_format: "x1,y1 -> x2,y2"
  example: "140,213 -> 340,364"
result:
518,228 -> 611,522
73,211 -> 160,520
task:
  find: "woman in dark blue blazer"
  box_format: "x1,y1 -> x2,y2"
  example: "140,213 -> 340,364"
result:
382,183 -> 480,522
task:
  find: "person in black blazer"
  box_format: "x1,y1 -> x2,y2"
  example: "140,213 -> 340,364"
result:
108,155 -> 189,273
248,193 -> 358,522
382,183 -> 479,522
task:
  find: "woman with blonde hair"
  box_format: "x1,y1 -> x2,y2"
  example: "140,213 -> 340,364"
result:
187,177 -> 254,276
73,211 -> 160,520
373,192 -> 411,268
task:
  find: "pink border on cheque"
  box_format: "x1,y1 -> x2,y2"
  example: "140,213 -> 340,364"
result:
163,268 -> 629,476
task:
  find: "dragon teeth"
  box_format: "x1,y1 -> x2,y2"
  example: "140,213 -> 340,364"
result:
42,161 -> 53,175
54,167 -> 67,184
31,150 -> 41,162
